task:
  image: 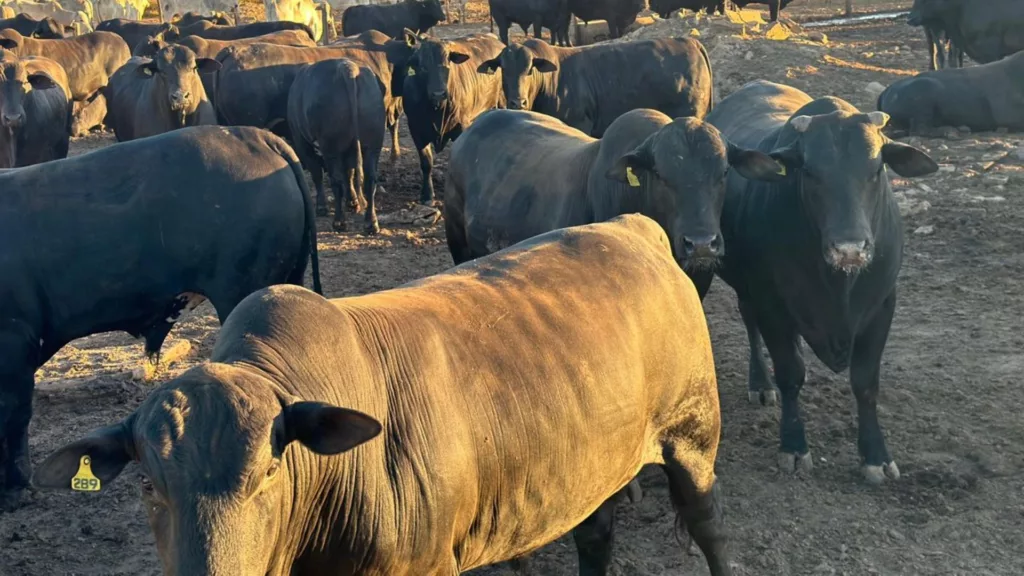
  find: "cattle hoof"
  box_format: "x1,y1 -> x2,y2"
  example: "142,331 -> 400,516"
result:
332,219 -> 348,232
316,206 -> 329,217
749,389 -> 778,406
365,221 -> 381,235
862,461 -> 900,485
778,451 -> 813,475
624,478 -> 643,503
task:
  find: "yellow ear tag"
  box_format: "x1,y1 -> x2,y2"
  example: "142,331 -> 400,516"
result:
407,67 -> 416,76
776,164 -> 786,176
71,455 -> 101,492
626,166 -> 640,187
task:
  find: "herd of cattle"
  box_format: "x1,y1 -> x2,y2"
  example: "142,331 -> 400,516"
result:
0,0 -> 1020,573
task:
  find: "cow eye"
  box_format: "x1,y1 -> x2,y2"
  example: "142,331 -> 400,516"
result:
265,460 -> 281,479
140,475 -> 155,495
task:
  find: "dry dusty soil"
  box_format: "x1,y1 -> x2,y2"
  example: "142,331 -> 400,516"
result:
2,1 -> 1024,574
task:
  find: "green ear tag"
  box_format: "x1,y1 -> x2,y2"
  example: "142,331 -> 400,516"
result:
626,166 -> 640,187
407,67 -> 416,76
71,455 -> 101,492
776,164 -> 787,176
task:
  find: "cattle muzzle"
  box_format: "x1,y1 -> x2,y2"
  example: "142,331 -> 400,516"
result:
507,98 -> 528,110
169,89 -> 192,111
680,234 -> 723,270
826,240 -> 873,273
428,90 -> 448,107
1,111 -> 24,130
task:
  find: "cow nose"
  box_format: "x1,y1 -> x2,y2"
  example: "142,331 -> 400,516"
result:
170,90 -> 190,107
429,90 -> 447,103
682,234 -> 723,260
827,240 -> 871,272
2,112 -> 24,128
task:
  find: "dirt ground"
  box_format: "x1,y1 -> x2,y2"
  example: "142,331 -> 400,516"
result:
3,0 -> 1024,574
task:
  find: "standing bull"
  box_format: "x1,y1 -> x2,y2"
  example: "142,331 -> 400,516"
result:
35,214 -> 731,576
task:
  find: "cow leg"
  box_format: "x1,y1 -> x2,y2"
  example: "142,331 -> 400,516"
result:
662,452 -> 731,576
533,22 -> 543,39
768,0 -> 780,21
925,28 -> 939,70
572,497 -> 617,576
292,137 -> 329,217
328,157 -> 353,232
388,112 -> 401,161
494,16 -> 510,44
852,291 -> 899,485
361,145 -> 380,235
417,143 -> 436,205
738,299 -> 777,405
0,329 -> 36,511
758,313 -> 810,473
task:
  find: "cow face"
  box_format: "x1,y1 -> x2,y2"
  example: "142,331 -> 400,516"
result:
31,17 -> 63,39
0,53 -> 58,136
410,0 -> 446,27
408,37 -> 471,108
479,43 -> 555,111
138,45 -> 220,118
33,366 -> 382,575
134,35 -> 167,58
769,111 -> 937,273
606,118 -> 786,270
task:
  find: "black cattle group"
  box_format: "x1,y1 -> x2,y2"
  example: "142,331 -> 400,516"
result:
0,0 -> 1018,574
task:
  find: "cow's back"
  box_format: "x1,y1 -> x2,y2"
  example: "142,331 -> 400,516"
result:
215,214 -> 715,572
706,79 -> 811,150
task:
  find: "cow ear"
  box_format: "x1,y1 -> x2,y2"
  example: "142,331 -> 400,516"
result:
727,142 -> 787,182
531,58 -> 557,73
136,60 -> 158,77
33,422 -> 134,491
477,57 -> 500,74
605,150 -> 650,187
27,73 -> 57,90
448,50 -> 470,64
277,401 -> 382,456
767,143 -> 801,177
881,141 -> 938,178
195,57 -> 221,73
0,38 -> 20,50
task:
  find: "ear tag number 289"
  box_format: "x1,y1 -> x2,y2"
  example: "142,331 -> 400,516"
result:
72,455 -> 101,492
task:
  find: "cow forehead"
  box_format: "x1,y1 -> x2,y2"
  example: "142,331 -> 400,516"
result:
651,120 -> 728,171
801,115 -> 884,165
0,61 -> 26,82
157,45 -> 195,67
500,45 -> 531,71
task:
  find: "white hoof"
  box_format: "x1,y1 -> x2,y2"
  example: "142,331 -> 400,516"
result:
748,391 -> 761,404
863,461 -> 900,485
748,389 -> 778,406
778,451 -> 813,474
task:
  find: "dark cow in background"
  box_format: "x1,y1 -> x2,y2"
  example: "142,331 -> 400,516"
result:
0,14 -> 63,39
96,19 -> 179,52
176,20 -> 316,41
215,31 -> 410,153
342,0 -> 446,38
402,33 -> 505,204
878,51 -> 1024,134
568,0 -> 644,40
489,0 -> 571,46
175,29 -> 316,58
0,125 -> 321,509
104,45 -> 220,141
445,109 -> 784,285
0,51 -> 71,167
479,37 -> 713,137
705,80 -> 937,484
650,0 -> 725,18
288,58 -> 386,233
35,214 -> 731,576
908,0 -> 1024,64
172,10 -> 231,27
731,0 -> 794,22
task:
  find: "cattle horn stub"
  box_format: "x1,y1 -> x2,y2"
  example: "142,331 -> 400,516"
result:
867,111 -> 890,128
790,115 -> 812,133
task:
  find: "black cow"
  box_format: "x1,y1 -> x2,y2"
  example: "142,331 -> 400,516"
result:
445,108 -> 784,283
175,29 -> 317,58
215,31 -> 411,156
705,81 -> 937,484
0,51 -> 71,167
35,215 -> 731,576
488,0 -> 571,46
403,33 -> 505,204
172,10 -> 231,27
0,125 -> 321,509
105,45 -> 220,141
176,20 -> 315,42
877,50 -> 1024,134
567,0 -> 644,39
0,29 -> 130,102
96,19 -> 180,52
649,0 -> 725,17
731,0 -> 794,22
342,0 -> 446,38
0,14 -> 63,39
479,37 -> 713,137
288,58 -> 386,233
907,0 -> 1024,64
